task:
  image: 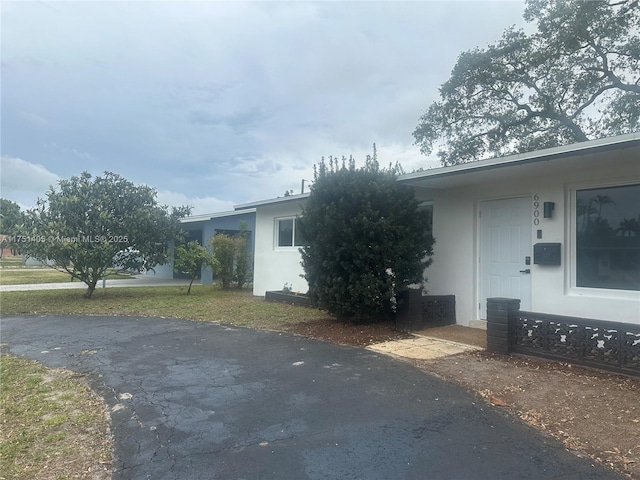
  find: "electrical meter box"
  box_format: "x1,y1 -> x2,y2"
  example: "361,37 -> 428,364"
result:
534,243 -> 561,265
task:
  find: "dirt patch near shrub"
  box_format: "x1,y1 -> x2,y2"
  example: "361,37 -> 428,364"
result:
285,317 -> 413,347
415,351 -> 640,479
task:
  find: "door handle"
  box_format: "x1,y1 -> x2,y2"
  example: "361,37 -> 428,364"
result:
519,269 -> 531,274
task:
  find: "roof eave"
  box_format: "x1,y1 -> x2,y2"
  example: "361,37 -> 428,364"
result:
181,208 -> 257,224
398,132 -> 640,184
234,193 -> 310,210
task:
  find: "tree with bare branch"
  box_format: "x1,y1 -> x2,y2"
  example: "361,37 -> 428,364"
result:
413,0 -> 640,166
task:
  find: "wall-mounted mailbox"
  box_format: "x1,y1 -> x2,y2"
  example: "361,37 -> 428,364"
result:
534,243 -> 561,265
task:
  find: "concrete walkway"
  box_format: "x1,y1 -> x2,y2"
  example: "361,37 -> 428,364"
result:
0,274 -> 197,292
368,334 -> 483,360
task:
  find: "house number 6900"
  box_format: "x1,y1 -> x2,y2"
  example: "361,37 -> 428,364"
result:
533,194 -> 540,225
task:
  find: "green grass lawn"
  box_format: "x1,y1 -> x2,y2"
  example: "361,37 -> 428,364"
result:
0,285 -> 329,330
0,268 -> 135,285
0,269 -> 81,285
0,256 -> 26,268
0,355 -> 112,479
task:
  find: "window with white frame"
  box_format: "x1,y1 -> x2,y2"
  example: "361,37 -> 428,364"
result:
575,183 -> 640,291
276,217 -> 306,248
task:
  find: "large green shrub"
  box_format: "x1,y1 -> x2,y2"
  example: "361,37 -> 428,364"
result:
211,234 -> 236,290
234,229 -> 252,290
210,223 -> 252,290
300,151 -> 434,322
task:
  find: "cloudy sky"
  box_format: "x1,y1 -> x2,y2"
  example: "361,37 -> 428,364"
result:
1,1 -> 527,215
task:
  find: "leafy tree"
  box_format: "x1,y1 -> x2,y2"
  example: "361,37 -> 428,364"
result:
413,0 -> 640,166
0,198 -> 26,257
234,223 -> 252,290
300,149 -> 434,322
210,224 -> 252,290
17,171 -> 190,298
173,240 -> 217,295
211,234 -> 236,290
0,198 -> 25,234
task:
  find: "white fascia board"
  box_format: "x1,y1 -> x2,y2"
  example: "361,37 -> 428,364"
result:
234,193 -> 310,210
180,208 -> 256,224
397,132 -> 640,184
181,214 -> 215,224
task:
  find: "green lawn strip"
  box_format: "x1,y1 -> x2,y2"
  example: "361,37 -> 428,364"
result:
0,355 -> 112,479
0,257 -> 25,268
0,285 -> 329,331
0,269 -> 82,285
0,269 -> 135,286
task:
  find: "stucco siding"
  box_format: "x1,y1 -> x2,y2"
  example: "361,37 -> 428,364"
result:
252,199 -> 307,296
415,150 -> 639,325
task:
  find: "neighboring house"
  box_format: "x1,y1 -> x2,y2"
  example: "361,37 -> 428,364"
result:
148,209 -> 256,283
238,132 -> 640,327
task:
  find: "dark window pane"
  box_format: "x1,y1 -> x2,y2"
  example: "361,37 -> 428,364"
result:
576,184 -> 640,291
294,218 -> 307,246
278,219 -> 293,247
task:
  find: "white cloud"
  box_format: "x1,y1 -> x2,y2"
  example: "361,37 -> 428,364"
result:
2,1 -> 528,214
155,190 -> 235,216
18,111 -> 50,129
0,155 -> 60,201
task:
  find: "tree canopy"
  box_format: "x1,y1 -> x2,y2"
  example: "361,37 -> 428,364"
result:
413,0 -> 640,166
17,171 -> 190,298
0,198 -> 26,257
174,240 -> 216,295
0,198 -> 25,235
300,149 -> 433,322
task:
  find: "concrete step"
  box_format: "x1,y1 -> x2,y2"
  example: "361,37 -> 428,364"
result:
469,319 -> 487,330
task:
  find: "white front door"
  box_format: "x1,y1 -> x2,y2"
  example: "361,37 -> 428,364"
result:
479,197 -> 532,319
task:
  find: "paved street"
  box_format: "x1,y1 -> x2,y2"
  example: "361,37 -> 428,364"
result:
1,315 -> 622,480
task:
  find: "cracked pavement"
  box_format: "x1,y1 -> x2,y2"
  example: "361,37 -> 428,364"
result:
1,315 -> 624,479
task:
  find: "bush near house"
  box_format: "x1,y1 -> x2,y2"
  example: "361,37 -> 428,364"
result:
174,241 -> 217,295
210,223 -> 252,290
300,149 -> 434,322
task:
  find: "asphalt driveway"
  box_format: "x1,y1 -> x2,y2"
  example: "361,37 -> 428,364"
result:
1,315 -> 621,480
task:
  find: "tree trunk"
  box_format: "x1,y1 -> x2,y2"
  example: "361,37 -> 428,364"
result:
187,277 -> 195,295
84,281 -> 98,299
551,111 -> 589,143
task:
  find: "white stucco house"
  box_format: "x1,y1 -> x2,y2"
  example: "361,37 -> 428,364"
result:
235,194 -> 310,296
236,133 -> 640,327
